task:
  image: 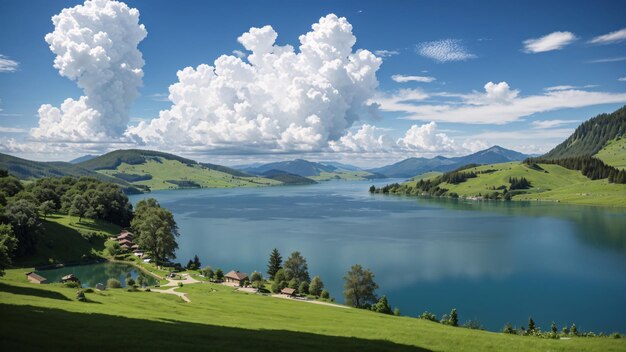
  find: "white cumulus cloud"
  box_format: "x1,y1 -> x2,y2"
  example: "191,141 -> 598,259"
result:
391,74 -> 436,83
30,0 -> 147,142
416,39 -> 476,63
397,122 -> 456,152
127,14 -> 382,153
523,31 -> 576,53
329,124 -> 392,152
589,28 -> 626,45
0,55 -> 19,72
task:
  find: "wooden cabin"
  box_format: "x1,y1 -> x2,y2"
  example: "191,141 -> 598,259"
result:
25,272 -> 48,284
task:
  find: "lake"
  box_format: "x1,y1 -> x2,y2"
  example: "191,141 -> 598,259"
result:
37,262 -> 157,288
129,180 -> 626,332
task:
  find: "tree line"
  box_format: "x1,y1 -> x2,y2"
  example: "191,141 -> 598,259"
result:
524,156 -> 626,184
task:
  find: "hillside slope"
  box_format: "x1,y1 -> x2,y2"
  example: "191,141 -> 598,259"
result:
543,105 -> 626,159
1,268 -> 624,351
595,138 -> 626,170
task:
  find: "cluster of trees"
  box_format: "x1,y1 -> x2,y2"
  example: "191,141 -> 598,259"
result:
370,180 -> 448,198
543,106 -> 626,159
501,317 -> 621,339
199,266 -> 225,282
186,255 -> 202,270
525,156 -> 626,184
343,264 -> 399,316
130,198 -> 179,266
508,177 -> 531,190
440,171 -> 477,185
266,248 -> 329,298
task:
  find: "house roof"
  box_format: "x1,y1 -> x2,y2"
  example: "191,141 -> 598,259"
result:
131,244 -> 140,249
281,287 -> 296,295
26,272 -> 47,282
118,239 -> 134,245
225,270 -> 248,280
117,232 -> 134,239
61,274 -> 77,281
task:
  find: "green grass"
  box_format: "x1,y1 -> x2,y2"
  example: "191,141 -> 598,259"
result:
409,171 -> 443,181
13,214 -> 121,267
406,162 -> 626,207
595,138 -> 626,170
97,158 -> 281,190
1,269 -> 624,352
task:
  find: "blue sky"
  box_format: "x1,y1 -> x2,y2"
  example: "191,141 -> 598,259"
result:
0,0 -> 625,166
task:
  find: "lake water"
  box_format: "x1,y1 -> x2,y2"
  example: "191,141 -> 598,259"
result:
129,180 -> 626,332
37,262 -> 157,288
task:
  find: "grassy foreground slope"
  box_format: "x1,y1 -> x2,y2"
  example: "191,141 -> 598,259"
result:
596,138 -> 626,170
403,162 -> 626,207
96,158 -> 281,190
1,269 -> 624,352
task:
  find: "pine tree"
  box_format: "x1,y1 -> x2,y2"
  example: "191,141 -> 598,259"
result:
528,317 -> 536,333
266,248 -> 282,280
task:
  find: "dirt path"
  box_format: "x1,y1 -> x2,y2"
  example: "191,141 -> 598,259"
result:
152,273 -> 200,302
271,294 -> 350,309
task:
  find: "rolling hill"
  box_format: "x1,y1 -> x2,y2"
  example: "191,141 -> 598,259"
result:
370,146 -> 529,178
77,149 -> 281,190
241,159 -> 382,181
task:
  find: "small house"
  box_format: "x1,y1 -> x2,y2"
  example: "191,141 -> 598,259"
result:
116,231 -> 134,241
224,270 -> 248,286
26,272 -> 47,284
61,274 -> 80,284
118,239 -> 134,247
281,287 -> 296,297
131,244 -> 140,250
95,283 -> 106,291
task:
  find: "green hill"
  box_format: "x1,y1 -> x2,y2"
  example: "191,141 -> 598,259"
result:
1,267 -> 624,351
543,105 -> 626,159
596,138 -> 626,170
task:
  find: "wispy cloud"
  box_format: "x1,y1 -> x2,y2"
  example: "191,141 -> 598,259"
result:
587,56 -> 626,64
150,93 -> 169,102
376,82 -> 626,124
619,77 -> 626,82
589,28 -> 626,45
0,54 -> 19,72
0,126 -> 27,133
391,74 -> 436,83
416,39 -> 476,63
523,31 -> 576,53
531,119 -> 578,129
374,49 -> 399,57
232,49 -> 246,58
544,85 -> 597,91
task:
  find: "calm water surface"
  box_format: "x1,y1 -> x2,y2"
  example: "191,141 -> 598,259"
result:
130,180 -> 626,332
37,262 -> 157,288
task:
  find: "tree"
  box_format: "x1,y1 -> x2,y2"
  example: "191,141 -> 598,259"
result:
104,241 -> 121,257
39,200 -> 55,220
449,308 -> 459,327
266,248 -> 282,280
186,259 -> 194,270
298,281 -> 309,295
528,317 -> 536,333
320,289 -> 330,299
0,224 -> 17,276
271,268 -> 288,293
284,251 -> 310,283
131,198 -> 180,265
250,271 -> 264,289
551,322 -> 558,334
200,266 -> 214,279
192,255 -> 201,270
309,275 -> 324,297
214,268 -> 224,281
69,195 -> 89,223
3,199 -> 41,256
372,295 -> 392,314
571,323 -> 578,336
343,264 -> 378,308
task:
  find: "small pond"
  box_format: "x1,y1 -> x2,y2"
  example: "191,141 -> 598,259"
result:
36,262 -> 157,288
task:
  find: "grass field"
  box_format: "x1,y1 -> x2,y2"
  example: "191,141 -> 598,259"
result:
13,214 -> 121,267
403,162 -> 626,207
97,158 -> 281,190
1,268 -> 624,352
596,138 -> 626,170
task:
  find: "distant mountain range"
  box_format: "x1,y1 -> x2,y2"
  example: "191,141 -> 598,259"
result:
369,146 -> 530,178
239,159 -> 378,180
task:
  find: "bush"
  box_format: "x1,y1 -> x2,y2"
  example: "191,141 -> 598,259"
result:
463,319 -> 482,330
84,288 -> 94,293
320,289 -> 330,299
178,282 -> 183,287
64,281 -> 80,289
502,323 -> 516,334
126,277 -> 135,287
417,311 -> 437,322
76,290 -> 86,302
393,308 -> 400,316
611,332 -> 622,339
107,278 -> 121,289
144,288 -> 151,292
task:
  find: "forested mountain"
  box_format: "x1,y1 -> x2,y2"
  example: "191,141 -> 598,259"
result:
69,154 -> 99,164
242,159 -> 337,176
370,146 -> 529,178
543,105 -> 626,159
